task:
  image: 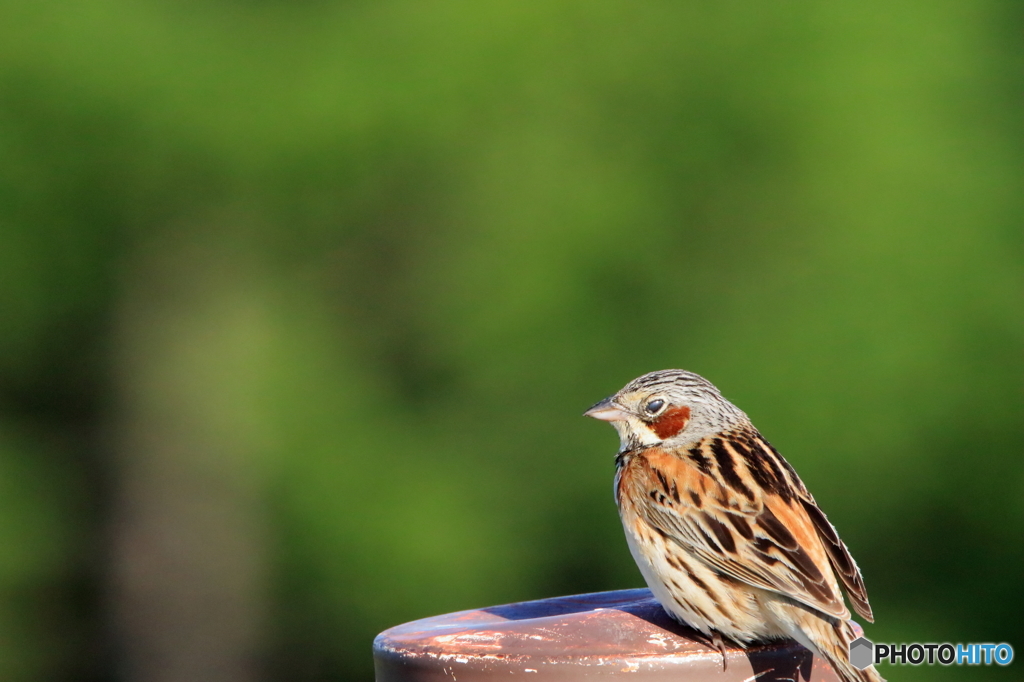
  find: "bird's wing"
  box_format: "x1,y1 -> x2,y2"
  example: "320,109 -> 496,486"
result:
799,496 -> 874,622
625,439 -> 852,621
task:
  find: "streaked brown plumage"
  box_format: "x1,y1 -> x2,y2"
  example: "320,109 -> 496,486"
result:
586,370 -> 882,682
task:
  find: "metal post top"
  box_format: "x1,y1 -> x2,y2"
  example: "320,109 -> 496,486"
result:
374,588 -> 841,681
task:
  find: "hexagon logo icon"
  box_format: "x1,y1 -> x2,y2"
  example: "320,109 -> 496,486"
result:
849,637 -> 874,670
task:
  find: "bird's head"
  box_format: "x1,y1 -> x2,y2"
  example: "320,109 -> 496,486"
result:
585,369 -> 747,453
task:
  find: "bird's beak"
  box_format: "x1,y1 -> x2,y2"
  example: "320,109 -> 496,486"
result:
584,397 -> 630,422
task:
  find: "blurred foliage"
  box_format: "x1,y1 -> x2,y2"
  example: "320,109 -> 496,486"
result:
0,1 -> 1022,681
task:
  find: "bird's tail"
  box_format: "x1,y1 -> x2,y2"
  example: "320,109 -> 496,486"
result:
803,616 -> 885,682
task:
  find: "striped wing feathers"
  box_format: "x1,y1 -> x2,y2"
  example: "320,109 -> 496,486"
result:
623,433 -> 871,622
800,497 -> 874,622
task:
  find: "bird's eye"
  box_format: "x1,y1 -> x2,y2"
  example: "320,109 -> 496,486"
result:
644,399 -> 665,414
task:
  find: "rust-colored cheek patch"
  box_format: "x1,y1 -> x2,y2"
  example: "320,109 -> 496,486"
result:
651,405 -> 691,439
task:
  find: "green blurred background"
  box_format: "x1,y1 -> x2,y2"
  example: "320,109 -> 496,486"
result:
0,1 -> 1022,680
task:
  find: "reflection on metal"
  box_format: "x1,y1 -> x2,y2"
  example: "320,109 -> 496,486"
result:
375,589 -> 842,681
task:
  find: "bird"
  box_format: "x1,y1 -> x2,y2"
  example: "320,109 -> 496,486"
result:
585,369 -> 883,682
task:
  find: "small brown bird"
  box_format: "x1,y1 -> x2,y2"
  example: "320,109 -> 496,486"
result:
586,370 -> 882,682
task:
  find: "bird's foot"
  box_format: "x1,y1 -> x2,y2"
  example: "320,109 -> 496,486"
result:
711,631 -> 728,671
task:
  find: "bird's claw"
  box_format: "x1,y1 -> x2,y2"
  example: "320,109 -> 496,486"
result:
711,631 -> 729,671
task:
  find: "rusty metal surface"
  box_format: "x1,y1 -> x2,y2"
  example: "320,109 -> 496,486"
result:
374,589 -> 842,681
